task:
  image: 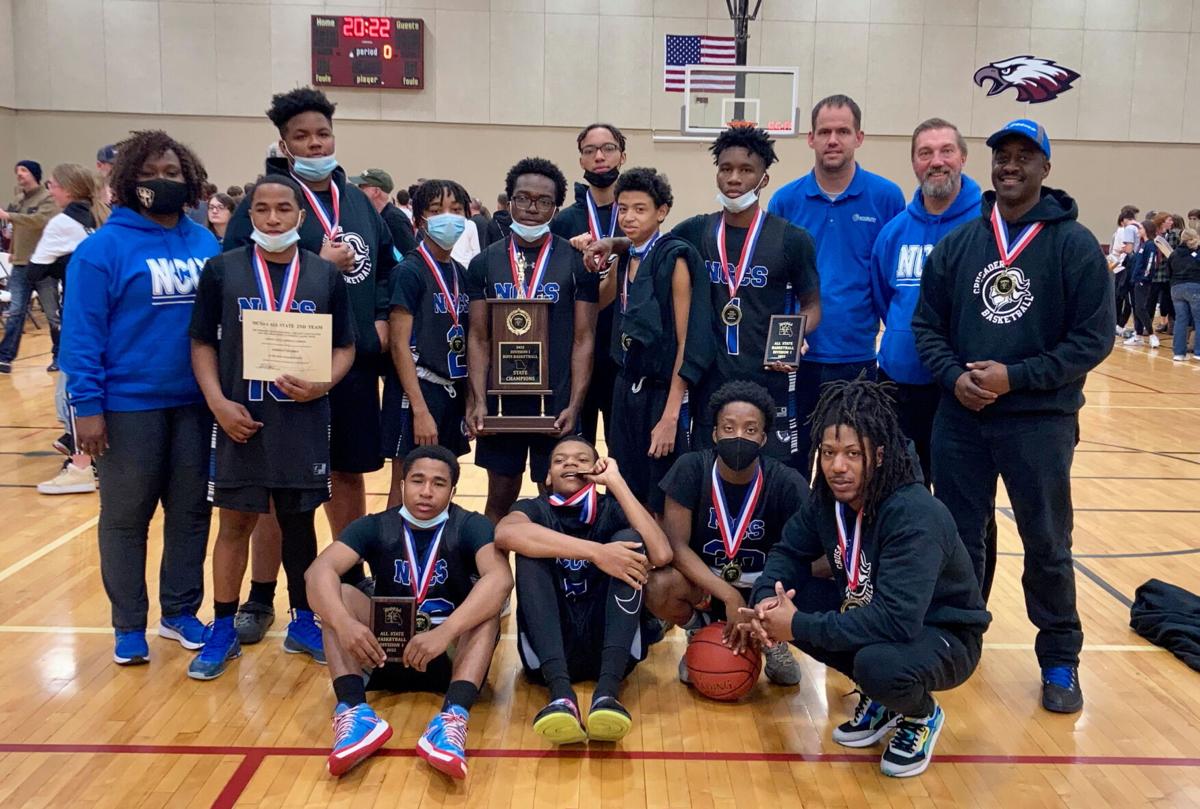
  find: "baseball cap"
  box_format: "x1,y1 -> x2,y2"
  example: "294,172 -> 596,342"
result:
349,168 -> 394,194
985,119 -> 1050,159
96,144 -> 118,164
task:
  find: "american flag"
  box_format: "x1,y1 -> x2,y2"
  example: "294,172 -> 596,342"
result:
664,34 -> 736,93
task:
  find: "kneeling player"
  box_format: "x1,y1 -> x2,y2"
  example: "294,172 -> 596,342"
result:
646,381 -> 809,687
495,439 -> 672,743
736,379 -> 990,778
306,446 -> 512,779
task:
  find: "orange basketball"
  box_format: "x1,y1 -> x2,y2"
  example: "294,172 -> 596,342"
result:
685,622 -> 762,702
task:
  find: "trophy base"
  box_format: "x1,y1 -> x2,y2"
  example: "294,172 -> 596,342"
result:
481,415 -> 560,434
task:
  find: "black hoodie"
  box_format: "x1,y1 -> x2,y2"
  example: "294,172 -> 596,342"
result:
224,158 -> 396,356
912,187 -> 1114,416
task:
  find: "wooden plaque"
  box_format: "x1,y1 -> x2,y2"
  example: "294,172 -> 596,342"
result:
483,298 -> 558,434
763,314 -> 807,367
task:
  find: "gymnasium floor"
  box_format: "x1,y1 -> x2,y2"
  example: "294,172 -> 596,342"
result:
1,329 -> 1198,808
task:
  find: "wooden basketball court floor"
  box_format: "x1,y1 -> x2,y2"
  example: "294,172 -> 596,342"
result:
1,329 -> 1198,808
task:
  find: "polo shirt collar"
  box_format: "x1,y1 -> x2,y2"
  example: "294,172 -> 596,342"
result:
800,162 -> 865,201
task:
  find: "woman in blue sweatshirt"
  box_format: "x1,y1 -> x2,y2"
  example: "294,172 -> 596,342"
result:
60,130 -> 220,666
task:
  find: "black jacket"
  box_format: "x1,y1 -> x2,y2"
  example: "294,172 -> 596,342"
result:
751,483 -> 991,651
1167,244 -> 1200,286
1130,578 -> 1200,671
471,213 -> 493,249
488,210 -> 512,243
381,202 -> 417,260
912,187 -> 1114,416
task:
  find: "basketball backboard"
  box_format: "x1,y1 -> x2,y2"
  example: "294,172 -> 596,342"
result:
675,65 -> 801,140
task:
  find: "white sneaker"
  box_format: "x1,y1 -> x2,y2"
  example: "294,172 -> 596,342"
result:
1150,334 -> 1161,349
1174,355 -> 1186,361
1123,335 -> 1143,345
37,462 -> 97,495
763,642 -> 802,686
678,627 -> 698,684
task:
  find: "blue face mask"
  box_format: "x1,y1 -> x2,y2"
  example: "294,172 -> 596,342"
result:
399,504 -> 450,529
509,218 -> 551,242
286,145 -> 339,181
424,213 -> 466,250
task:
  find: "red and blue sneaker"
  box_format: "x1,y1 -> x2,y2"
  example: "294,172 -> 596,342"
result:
327,702 -> 392,777
417,706 -> 470,780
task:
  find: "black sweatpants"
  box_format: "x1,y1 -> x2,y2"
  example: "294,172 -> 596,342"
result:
515,529 -> 647,700
608,373 -> 688,514
930,399 -> 1083,668
877,369 -> 938,489
1133,283 -> 1155,335
1113,269 -> 1133,329
789,578 -> 982,717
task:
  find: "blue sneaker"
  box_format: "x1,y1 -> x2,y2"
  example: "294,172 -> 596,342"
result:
113,630 -> 149,665
327,702 -> 392,777
832,690 -> 899,747
417,706 -> 469,779
1041,666 -> 1083,713
282,609 -> 326,664
158,612 -> 210,650
880,701 -> 944,778
187,618 -> 241,680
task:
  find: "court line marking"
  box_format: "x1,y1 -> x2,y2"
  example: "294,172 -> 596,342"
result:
0,516 -> 97,584
1000,547 -> 1200,559
1090,370 -> 1164,394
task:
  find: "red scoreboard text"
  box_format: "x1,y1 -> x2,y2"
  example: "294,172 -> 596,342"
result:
311,15 -> 425,90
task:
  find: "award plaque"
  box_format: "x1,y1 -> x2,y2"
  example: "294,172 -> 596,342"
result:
483,298 -> 558,433
370,596 -> 416,663
763,314 -> 807,367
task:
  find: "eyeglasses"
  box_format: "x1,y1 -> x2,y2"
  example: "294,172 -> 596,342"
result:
580,143 -> 621,158
511,193 -> 557,213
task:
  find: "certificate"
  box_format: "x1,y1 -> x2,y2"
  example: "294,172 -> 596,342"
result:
242,310 -> 332,383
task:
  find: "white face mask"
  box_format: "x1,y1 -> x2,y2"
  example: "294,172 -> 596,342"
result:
716,176 -> 765,213
250,225 -> 301,252
399,504 -> 450,529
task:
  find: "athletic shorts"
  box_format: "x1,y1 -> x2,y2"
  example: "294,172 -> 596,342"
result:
380,374 -> 470,460
474,432 -> 560,482
210,485 -> 329,515
366,653 -> 453,694
515,596 -> 653,683
330,356 -> 384,474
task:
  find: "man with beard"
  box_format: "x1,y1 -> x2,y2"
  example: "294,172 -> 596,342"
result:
913,119 -> 1114,714
869,118 -> 981,484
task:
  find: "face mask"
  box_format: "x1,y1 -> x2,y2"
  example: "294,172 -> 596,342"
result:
584,167 -> 620,188
509,218 -> 551,242
400,504 -> 449,529
134,179 -> 189,215
251,225 -> 301,253
285,144 -> 338,181
716,177 -> 765,214
424,213 -> 466,250
716,437 -> 761,472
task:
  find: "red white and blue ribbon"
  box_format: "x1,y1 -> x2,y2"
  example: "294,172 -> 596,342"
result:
990,203 -> 1043,268
508,235 -> 553,299
402,519 -> 446,604
585,190 -> 619,242
252,246 -> 301,313
548,482 -> 598,525
710,461 -> 763,565
622,232 -> 661,313
290,171 -> 341,242
835,502 -> 863,592
417,242 -> 461,327
716,208 -> 765,355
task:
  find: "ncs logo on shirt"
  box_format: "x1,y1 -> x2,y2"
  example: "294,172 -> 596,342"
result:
147,256 -> 205,305
705,262 -> 768,287
895,244 -> 934,286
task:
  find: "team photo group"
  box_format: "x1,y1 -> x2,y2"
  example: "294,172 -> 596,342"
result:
32,83 -> 1114,784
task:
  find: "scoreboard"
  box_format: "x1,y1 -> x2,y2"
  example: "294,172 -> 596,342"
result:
311,15 -> 425,90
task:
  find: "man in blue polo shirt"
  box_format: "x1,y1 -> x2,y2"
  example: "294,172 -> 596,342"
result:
768,94 -> 904,465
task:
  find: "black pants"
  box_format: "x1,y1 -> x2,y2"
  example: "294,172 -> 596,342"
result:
1133,283 -> 1155,335
877,369 -> 938,488
95,404 -> 213,631
793,358 -> 877,470
608,374 -> 688,513
1151,280 -> 1174,323
789,578 -> 981,717
1114,270 -> 1133,329
930,399 -> 1082,667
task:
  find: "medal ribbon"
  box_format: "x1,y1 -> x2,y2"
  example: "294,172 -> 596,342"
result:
710,461 -> 764,564
834,502 -> 864,592
585,190 -> 618,241
290,171 -> 341,242
417,242 -> 460,328
507,235 -> 553,299
990,203 -> 1043,267
624,232 -> 661,313
716,209 -> 764,355
402,519 -> 447,604
548,482 -> 597,525
252,246 -> 301,313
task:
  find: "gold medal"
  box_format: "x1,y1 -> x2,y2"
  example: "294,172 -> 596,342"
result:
720,561 -> 742,583
721,302 -> 742,327
449,334 -> 465,353
839,598 -> 860,614
414,612 -> 432,633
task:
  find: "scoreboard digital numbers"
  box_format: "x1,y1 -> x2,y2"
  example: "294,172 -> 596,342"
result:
311,16 -> 425,90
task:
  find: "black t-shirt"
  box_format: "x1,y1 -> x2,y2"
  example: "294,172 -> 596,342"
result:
466,235 -> 599,414
552,188 -> 623,366
189,246 -> 356,489
390,247 -> 470,380
512,493 -> 630,601
670,212 -> 819,414
339,504 -> 494,624
659,449 -> 809,589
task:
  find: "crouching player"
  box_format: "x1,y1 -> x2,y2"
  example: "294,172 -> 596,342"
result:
735,379 -> 990,778
306,445 -> 512,779
495,438 -> 672,743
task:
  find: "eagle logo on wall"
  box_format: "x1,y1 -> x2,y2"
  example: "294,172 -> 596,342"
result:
973,55 -> 1080,103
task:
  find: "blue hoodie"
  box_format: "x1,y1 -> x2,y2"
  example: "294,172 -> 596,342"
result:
61,206 -> 220,416
870,175 -> 982,385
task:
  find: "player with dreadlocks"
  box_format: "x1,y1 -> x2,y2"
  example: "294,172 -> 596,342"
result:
733,377 -> 990,779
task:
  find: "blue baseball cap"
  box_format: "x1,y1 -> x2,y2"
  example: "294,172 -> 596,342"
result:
986,119 -> 1050,159
96,144 -> 118,164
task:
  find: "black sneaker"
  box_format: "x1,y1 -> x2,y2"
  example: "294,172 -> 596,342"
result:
1041,666 -> 1083,713
46,360 -> 59,372
234,601 -> 275,645
0,361 -> 10,374
53,432 -> 75,456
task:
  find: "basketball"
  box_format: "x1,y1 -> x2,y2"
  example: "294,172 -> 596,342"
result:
685,623 -> 762,702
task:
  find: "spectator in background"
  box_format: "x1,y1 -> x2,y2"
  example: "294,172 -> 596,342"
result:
206,192 -> 235,246
1167,228 -> 1200,361
1109,207 -> 1139,337
1126,219 -> 1162,348
470,198 -> 492,249
394,187 -> 413,223
242,181 -> 255,199
350,168 -> 417,258
0,159 -> 59,374
96,144 -> 118,203
451,211 -> 482,267
1152,213 -> 1176,335
188,182 -> 218,226
225,185 -> 245,205
1188,208 -> 1200,232
489,192 -> 512,242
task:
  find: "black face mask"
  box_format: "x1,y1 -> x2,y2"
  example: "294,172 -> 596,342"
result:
584,167 -> 620,189
134,178 -> 189,215
716,437 -> 761,472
